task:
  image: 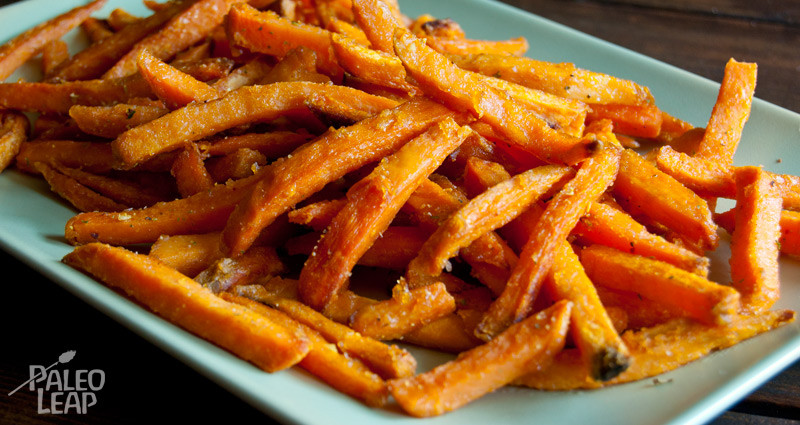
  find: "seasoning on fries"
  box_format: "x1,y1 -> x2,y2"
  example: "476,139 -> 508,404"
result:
0,0 -> 795,418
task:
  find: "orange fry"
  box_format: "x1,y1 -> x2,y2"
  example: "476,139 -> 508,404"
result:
581,245 -> 740,326
729,166 -> 782,314
477,143 -> 621,340
297,118 -> 470,310
34,162 -> 129,212
0,111 -> 28,173
136,50 -> 220,109
63,243 -> 310,373
390,300 -> 572,417
0,0 -> 106,81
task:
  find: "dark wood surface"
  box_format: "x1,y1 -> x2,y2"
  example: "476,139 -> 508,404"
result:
0,0 -> 798,424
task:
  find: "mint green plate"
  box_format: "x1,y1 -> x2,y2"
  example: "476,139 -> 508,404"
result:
1,1 -> 798,424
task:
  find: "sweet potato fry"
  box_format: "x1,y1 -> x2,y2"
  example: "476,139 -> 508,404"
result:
349,281 -> 457,341
205,147 -> 266,182
476,143 -> 621,340
729,166 -> 782,314
0,111 -> 28,173
0,0 -> 106,81
41,39 -> 70,78
573,200 -> 710,276
581,245 -> 740,326
654,145 -> 736,198
515,310 -> 795,390
49,163 -> 168,208
170,144 -> 215,197
16,140 -> 114,175
69,103 -> 170,139
225,3 -> 341,79
351,0 -> 402,54
390,300 -> 572,417
112,81 -> 398,169
613,148 -> 718,251
393,28 -> 592,166
199,131 -> 312,159
34,162 -> 129,212
450,53 -> 654,105
195,246 -> 285,292
423,35 -> 529,57
544,240 -> 630,382
220,96 -> 459,258
79,17 -> 113,43
136,50 -> 220,109
149,232 -> 223,277
220,292 -> 389,407
407,164 -> 572,279
0,76 -> 154,114
104,0 -> 242,79
296,118 -> 470,310
695,59 -> 757,165
586,102 -> 663,139
63,243 -> 310,372
330,33 -> 419,94
239,290 -> 417,379
717,208 -> 800,260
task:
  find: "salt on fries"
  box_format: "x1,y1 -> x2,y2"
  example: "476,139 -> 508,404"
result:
0,0 -> 796,418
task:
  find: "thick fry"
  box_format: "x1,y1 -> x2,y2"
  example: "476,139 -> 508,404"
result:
390,300 -> 572,417
581,245 -> 740,326
586,103 -> 663,139
297,118 -> 470,310
613,148 -> 718,251
112,81 -> 398,168
729,166 -> 782,314
407,164 -> 572,278
0,0 -> 106,81
195,246 -> 285,293
149,232 -> 223,277
63,243 -> 310,372
170,144 -> 215,197
695,59 -> 757,165
220,97 -> 459,258
516,310 -> 795,390
393,28 -> 592,166
476,144 -> 621,340
0,111 -> 28,173
351,0 -> 402,54
137,50 -> 220,109
103,0 -> 242,79
349,281 -> 457,341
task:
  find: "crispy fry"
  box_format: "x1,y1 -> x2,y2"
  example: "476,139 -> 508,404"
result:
695,59 -> 757,165
613,148 -> 719,251
63,243 -> 310,372
149,232 -> 224,277
581,245 -> 740,326
170,143 -> 216,197
16,140 -> 115,175
729,166 -> 782,314
50,163 -> 168,208
112,81 -> 397,168
297,118 -> 470,310
349,281 -> 457,341
0,111 -> 28,173
220,97 -> 459,258
424,35 -> 529,57
351,0 -> 402,54
0,0 -> 106,81
586,102 -> 663,139
390,300 -> 572,417
69,103 -> 170,139
195,246 -> 285,292
477,143 -> 621,340
407,164 -> 572,279
104,0 -> 242,79
137,50 -> 220,109
34,162 -> 129,212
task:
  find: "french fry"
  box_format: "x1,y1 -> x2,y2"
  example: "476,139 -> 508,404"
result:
694,59 -> 757,165
49,163 -> 168,208
515,310 -> 795,390
220,292 -> 390,407
149,232 -> 224,277
205,147 -> 266,182
69,103 -> 170,139
390,300 -> 572,417
349,280 -> 457,341
407,164 -> 572,279
63,243 -> 311,373
103,0 -> 242,79
297,118 -> 470,310
544,240 -> 631,382
136,50 -> 220,109
717,208 -> 800,260
393,27 -> 593,166
41,39 -> 69,78
16,140 -> 115,175
195,246 -> 285,293
613,148 -> 719,251
330,32 -> 419,95
476,143 -> 621,340
586,102 -> 663,139
220,97 -> 460,258
423,35 -> 529,57
236,290 -> 417,379
199,131 -> 312,159
580,245 -> 740,326
79,17 -> 113,43
0,0 -> 106,81
34,162 -> 129,212
0,111 -> 28,174
170,144 -> 216,197
112,81 -> 398,169
351,0 -> 403,54
729,166 -> 782,314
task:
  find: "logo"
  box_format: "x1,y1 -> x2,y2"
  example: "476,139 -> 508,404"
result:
7,350 -> 105,415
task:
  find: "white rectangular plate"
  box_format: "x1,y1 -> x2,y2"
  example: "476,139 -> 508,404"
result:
1,1 -> 799,424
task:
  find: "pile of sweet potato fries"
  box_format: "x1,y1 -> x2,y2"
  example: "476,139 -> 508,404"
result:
0,0 -> 796,417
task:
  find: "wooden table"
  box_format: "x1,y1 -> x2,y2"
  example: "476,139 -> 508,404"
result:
0,1 -> 798,424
